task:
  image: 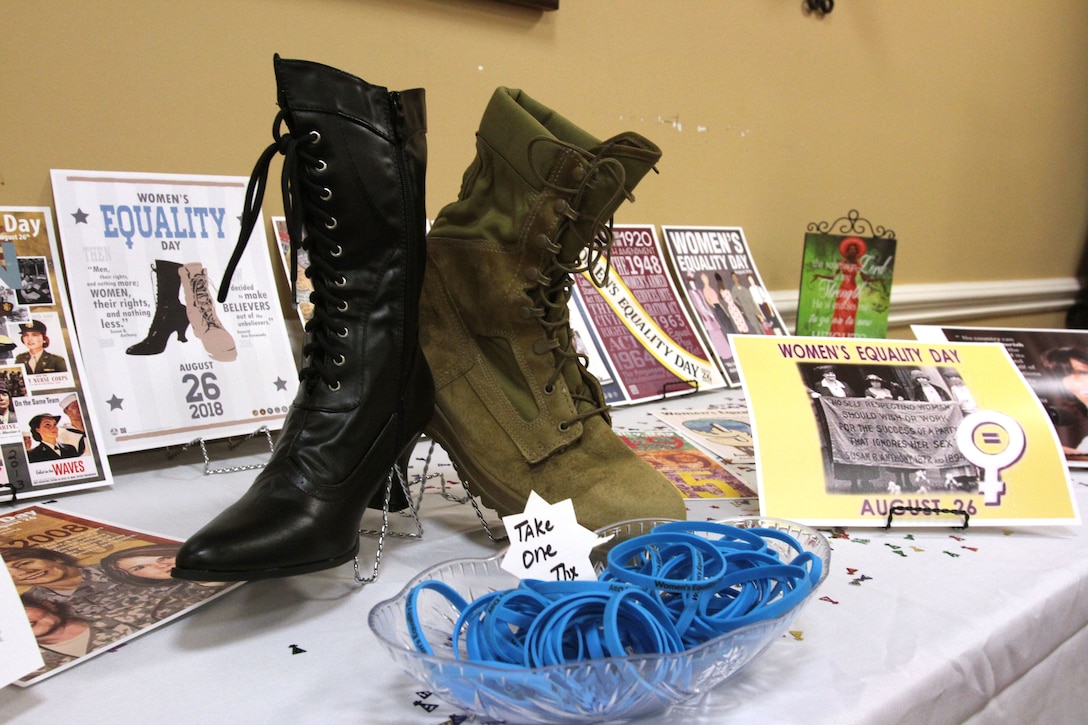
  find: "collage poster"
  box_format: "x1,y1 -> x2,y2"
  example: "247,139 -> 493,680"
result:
618,429 -> 759,522
272,216 -> 313,325
568,291 -> 626,405
0,207 -> 112,499
651,406 -> 756,465
733,335 -> 1078,527
571,224 -> 725,405
50,171 -> 298,454
913,325 -> 1088,468
660,225 -> 788,387
0,506 -> 239,686
794,233 -> 897,338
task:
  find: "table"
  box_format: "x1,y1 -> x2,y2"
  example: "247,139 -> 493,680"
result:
3,388 -> 1087,724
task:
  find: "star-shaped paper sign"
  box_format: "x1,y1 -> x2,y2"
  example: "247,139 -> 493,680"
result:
500,491 -> 612,582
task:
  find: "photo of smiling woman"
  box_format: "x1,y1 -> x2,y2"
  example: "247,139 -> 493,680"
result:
1042,346 -> 1088,457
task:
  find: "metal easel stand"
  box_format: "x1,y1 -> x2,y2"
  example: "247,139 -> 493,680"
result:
165,426 -> 275,475
807,208 -> 896,242
884,505 -> 970,531
661,379 -> 699,400
353,462 -> 415,585
436,450 -> 508,544
352,437 -> 509,585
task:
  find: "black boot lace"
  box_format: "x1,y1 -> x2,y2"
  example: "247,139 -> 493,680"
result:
526,137 -> 635,430
219,110 -> 349,392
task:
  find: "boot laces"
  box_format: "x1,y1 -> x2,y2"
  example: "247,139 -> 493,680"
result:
220,109 -> 347,392
527,137 -> 635,428
184,267 -> 224,333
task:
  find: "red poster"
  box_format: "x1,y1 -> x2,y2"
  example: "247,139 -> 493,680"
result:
572,225 -> 725,404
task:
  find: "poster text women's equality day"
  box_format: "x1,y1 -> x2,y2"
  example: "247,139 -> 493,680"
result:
51,171 -> 297,455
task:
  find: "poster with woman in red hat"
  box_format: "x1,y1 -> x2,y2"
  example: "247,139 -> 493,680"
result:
796,233 -> 897,338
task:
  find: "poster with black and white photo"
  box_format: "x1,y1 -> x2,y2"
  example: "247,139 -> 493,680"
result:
0,207 -> 112,499
50,171 -> 297,454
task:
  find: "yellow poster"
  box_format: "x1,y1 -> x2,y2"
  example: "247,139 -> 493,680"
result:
732,336 -> 1079,527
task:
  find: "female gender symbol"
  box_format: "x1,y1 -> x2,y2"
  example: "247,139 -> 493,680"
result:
955,410 -> 1026,506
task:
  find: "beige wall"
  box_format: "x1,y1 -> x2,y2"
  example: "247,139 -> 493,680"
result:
3,1 -> 1087,313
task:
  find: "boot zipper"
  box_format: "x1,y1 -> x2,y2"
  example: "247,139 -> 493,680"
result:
389,91 -> 418,392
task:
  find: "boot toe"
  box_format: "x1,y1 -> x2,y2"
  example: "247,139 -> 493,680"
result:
570,469 -> 687,531
172,520 -> 276,581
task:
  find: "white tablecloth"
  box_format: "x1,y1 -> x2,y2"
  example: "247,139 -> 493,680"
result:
3,388 -> 1087,724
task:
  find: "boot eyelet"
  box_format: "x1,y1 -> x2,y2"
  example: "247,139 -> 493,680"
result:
334,275 -> 347,287
553,199 -> 569,214
320,187 -> 333,201
337,300 -> 349,312
544,384 -> 555,395
309,130 -> 321,144
557,421 -> 571,432
328,380 -> 341,392
331,244 -> 343,257
338,327 -> 349,338
313,159 -> 328,173
333,354 -> 346,366
325,217 -> 338,230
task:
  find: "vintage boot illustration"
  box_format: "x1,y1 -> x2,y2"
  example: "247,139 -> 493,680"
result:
126,260 -> 189,355
173,55 -> 432,580
179,262 -> 237,362
420,88 -> 686,531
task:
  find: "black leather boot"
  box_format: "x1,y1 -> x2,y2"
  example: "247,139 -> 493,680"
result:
172,55 -> 433,581
126,260 -> 189,355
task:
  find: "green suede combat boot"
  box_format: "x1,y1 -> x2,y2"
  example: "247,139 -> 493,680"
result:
420,87 -> 686,531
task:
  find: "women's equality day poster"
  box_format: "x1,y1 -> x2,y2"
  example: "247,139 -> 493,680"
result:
571,224 -> 726,405
732,335 -> 1078,527
0,208 -> 111,499
50,170 -> 297,454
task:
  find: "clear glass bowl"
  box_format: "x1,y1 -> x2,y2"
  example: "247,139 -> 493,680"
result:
368,517 -> 830,724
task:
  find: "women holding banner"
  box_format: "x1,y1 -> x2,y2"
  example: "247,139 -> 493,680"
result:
864,374 -> 903,400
